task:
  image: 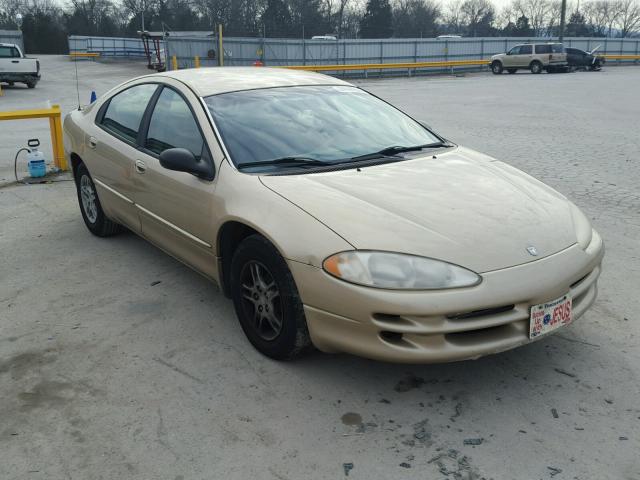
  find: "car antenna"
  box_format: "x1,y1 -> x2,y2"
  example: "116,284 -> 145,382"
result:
74,54 -> 81,110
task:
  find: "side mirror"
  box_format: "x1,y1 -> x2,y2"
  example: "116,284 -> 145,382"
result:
159,148 -> 214,181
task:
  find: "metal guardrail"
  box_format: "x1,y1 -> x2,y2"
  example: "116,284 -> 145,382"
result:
285,59 -> 489,72
283,55 -> 640,73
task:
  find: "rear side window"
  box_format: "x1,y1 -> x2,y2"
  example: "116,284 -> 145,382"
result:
552,44 -> 564,53
144,88 -> 205,159
536,45 -> 551,54
520,45 -> 532,54
0,46 -> 20,58
101,84 -> 158,143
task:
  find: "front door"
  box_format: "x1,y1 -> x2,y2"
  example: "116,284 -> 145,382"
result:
132,85 -> 219,279
88,83 -> 159,231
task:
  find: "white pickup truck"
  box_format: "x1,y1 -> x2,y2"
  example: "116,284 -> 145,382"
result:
0,43 -> 40,88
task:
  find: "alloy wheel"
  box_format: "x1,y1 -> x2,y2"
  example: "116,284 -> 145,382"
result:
80,175 -> 98,223
240,260 -> 283,341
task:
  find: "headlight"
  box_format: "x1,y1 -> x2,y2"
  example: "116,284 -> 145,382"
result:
568,202 -> 593,250
322,251 -> 481,290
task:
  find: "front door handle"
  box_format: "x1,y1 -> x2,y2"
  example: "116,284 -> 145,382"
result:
88,136 -> 97,149
135,160 -> 146,174
11,60 -> 19,63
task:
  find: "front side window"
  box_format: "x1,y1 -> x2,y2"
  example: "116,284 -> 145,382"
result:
508,46 -> 520,55
144,88 -> 205,159
205,85 -> 441,171
101,84 -> 158,143
520,45 -> 532,54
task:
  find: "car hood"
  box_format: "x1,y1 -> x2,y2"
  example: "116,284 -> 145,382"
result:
259,147 -> 577,273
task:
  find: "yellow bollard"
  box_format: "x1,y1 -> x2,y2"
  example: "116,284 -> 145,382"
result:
194,56 -> 200,68
172,55 -> 178,70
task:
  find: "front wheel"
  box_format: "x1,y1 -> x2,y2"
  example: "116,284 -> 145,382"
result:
530,61 -> 543,74
491,61 -> 503,74
26,82 -> 36,89
230,235 -> 312,360
75,163 -> 122,237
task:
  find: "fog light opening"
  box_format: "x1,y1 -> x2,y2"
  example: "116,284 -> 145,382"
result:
380,330 -> 404,344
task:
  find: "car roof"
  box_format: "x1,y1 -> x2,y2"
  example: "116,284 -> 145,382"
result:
152,67 -> 351,97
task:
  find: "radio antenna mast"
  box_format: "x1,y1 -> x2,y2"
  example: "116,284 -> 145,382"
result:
74,55 -> 81,110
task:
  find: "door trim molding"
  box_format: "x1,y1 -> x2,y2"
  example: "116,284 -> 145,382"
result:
136,204 -> 212,249
93,178 -> 134,204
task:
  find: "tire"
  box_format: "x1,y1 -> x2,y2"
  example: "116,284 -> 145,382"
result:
530,61 -> 543,74
491,61 -> 503,75
230,235 -> 312,360
75,163 -> 122,237
507,68 -> 517,74
26,81 -> 36,89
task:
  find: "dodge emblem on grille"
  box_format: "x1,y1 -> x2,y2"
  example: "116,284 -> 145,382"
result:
527,246 -> 538,256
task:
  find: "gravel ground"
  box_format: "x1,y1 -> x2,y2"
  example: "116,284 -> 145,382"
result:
1,57 -> 639,480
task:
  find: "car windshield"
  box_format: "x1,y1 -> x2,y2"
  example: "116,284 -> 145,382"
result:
204,85 -> 441,171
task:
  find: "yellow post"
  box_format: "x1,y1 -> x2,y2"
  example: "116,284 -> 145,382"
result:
0,84 -> 3,97
0,104 -> 68,171
194,55 -> 201,68
49,105 -> 66,170
218,24 -> 224,67
172,55 -> 178,70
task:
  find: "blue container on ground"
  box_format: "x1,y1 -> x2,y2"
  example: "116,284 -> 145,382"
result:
28,159 -> 46,178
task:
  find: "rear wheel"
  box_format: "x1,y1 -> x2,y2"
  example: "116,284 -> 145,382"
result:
75,163 -> 122,237
26,81 -> 36,89
507,68 -> 517,74
530,61 -> 543,74
230,235 -> 312,360
491,61 -> 503,75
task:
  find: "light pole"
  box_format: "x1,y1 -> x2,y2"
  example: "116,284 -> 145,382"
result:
559,0 -> 567,42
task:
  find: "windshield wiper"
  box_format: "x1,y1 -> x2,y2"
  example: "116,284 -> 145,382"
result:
350,142 -> 451,161
237,156 -> 332,170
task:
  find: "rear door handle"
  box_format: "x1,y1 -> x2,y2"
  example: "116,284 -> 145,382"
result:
135,160 -> 146,174
88,136 -> 97,149
11,60 -> 19,63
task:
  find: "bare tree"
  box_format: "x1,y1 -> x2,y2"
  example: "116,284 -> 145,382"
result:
444,0 -> 464,32
583,0 -> 614,35
614,0 -> 640,36
512,0 -> 552,35
460,0 -> 495,35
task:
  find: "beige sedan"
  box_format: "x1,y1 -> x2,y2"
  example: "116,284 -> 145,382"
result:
63,67 -> 604,363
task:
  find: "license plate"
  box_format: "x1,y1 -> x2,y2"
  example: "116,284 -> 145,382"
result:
529,293 -> 572,339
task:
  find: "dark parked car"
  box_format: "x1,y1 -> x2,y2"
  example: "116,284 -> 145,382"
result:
566,47 -> 605,71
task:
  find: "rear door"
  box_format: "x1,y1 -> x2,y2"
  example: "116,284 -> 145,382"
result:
89,83 -> 159,231
132,82 -> 219,279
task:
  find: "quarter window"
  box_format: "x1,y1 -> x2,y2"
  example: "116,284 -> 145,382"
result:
144,88 -> 205,159
101,84 -> 158,143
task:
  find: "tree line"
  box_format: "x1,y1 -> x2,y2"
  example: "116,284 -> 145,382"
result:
1,0 -> 639,53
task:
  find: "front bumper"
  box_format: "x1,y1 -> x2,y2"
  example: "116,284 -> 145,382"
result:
289,240 -> 604,363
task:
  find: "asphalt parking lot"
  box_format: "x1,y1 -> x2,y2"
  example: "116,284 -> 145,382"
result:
1,57 -> 639,479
